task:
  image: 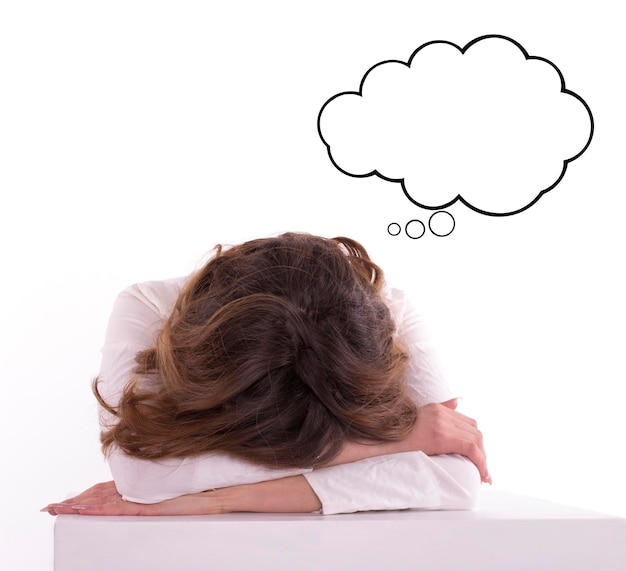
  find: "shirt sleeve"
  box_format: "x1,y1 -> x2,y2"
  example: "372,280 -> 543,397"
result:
98,278 -> 310,504
389,286 -> 456,406
303,452 -> 480,515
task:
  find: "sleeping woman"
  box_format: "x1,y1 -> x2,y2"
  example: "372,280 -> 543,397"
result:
43,233 -> 489,516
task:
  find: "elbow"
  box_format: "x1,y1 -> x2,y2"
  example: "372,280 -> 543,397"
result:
436,454 -> 482,510
107,448 -> 178,504
113,476 -> 161,505
457,465 -> 481,510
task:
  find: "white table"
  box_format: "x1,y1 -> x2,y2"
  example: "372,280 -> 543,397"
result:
54,490 -> 626,570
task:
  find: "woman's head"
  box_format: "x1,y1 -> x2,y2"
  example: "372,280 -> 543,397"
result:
97,233 -> 416,468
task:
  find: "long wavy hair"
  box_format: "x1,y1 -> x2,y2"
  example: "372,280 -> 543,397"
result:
95,233 -> 417,469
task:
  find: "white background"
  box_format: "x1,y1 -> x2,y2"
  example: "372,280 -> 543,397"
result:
1,2 -> 624,569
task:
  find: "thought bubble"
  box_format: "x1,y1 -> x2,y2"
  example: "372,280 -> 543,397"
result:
319,35 -> 594,216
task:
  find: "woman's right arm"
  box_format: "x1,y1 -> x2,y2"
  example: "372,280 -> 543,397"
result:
300,399 -> 484,514
299,288 -> 486,514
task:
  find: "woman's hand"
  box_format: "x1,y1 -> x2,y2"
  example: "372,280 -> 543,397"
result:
401,402 -> 490,483
41,476 -> 322,516
41,481 -> 229,516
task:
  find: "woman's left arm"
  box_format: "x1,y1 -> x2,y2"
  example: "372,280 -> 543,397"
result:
43,477 -> 322,516
44,453 -> 478,516
296,290 -> 486,515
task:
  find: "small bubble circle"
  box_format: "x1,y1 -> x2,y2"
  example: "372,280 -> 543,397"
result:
405,219 -> 426,239
429,211 -> 455,237
387,222 -> 401,236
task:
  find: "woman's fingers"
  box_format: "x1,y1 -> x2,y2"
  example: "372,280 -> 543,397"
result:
41,481 -> 121,515
414,403 -> 490,483
446,410 -> 490,483
457,436 -> 489,483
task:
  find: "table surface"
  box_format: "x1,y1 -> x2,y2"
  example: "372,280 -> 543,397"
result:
54,490 -> 626,571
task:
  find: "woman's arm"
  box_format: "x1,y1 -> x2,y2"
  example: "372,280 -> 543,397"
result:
44,452 -> 478,516
106,399 -> 486,506
43,477 -> 322,516
326,401 -> 487,480
298,289 -> 486,513
43,398 -> 484,515
301,399 -> 484,514
44,451 -> 478,516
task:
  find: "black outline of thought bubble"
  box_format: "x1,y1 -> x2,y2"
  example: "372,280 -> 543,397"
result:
318,34 -> 595,217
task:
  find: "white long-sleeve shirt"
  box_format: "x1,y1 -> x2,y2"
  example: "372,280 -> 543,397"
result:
98,278 -> 480,514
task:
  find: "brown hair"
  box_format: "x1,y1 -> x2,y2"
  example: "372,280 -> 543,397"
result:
95,233 -> 416,469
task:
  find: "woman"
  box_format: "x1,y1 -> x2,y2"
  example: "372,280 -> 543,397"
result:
43,233 -> 488,516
